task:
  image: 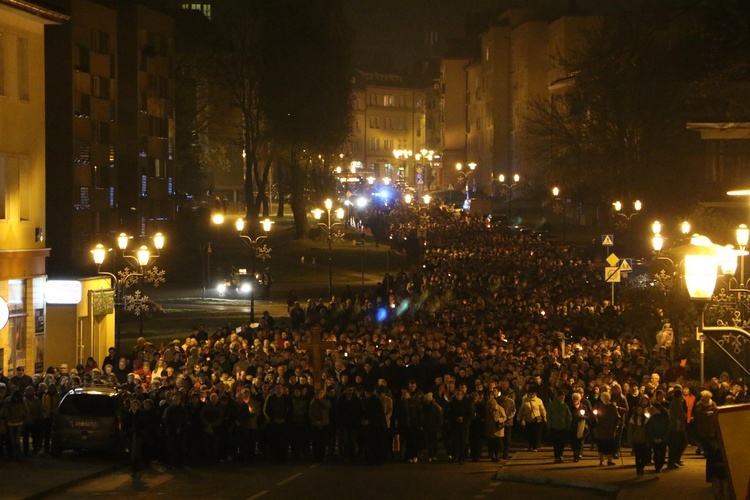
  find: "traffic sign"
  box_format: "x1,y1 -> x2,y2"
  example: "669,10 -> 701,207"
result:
605,267 -> 621,283
619,258 -> 633,272
602,234 -> 614,246
606,253 -> 619,267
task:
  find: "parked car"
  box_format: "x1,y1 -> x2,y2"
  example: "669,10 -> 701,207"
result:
51,386 -> 124,457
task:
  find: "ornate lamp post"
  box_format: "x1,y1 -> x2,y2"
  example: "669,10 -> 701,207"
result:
393,149 -> 413,185
312,199 -> 345,300
235,217 -> 273,323
551,187 -> 568,243
678,235 -> 723,383
455,162 -> 476,210
92,232 -> 165,354
414,149 -> 434,197
498,174 -> 520,219
612,199 -> 642,251
355,196 -> 368,288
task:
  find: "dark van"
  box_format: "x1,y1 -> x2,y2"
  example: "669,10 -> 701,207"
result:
51,386 -> 124,457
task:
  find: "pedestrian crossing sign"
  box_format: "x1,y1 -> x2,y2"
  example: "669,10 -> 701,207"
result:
619,258 -> 633,272
602,234 -> 614,246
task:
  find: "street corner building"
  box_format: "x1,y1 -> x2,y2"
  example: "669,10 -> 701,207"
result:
0,0 -> 68,375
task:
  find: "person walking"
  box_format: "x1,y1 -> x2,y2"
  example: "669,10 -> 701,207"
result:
263,384 -> 292,463
594,391 -> 619,466
361,385 -> 386,464
569,391 -> 589,462
547,390 -> 572,463
484,397 -> 507,462
421,392 -> 443,462
498,390 -> 515,459
446,389 -> 472,464
667,384 -> 688,468
122,399 -> 148,477
518,387 -> 546,452
646,403 -> 670,476
3,389 -> 28,460
41,383 -> 60,454
309,388 -> 332,462
693,390 -> 718,457
22,386 -> 43,455
631,405 -> 650,478
162,395 -> 189,467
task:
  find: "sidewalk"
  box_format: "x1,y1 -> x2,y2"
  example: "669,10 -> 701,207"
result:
497,445 -> 715,499
3,453 -> 123,500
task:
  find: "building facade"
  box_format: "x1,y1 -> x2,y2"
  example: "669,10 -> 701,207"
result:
0,0 -> 67,373
441,9 -> 600,193
348,70 -> 440,191
45,0 -> 175,276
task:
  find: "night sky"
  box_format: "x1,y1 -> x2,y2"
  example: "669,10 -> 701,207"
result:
342,0 -> 509,69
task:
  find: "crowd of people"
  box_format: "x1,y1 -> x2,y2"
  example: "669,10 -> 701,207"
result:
0,206 -> 747,483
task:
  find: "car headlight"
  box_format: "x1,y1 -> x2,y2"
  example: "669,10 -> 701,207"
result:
240,283 -> 251,294
217,283 -> 227,293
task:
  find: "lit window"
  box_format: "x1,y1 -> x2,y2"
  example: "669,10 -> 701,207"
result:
76,186 -> 90,210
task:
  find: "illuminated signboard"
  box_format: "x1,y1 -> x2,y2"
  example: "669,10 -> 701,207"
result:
0,297 -> 8,329
45,280 -> 82,305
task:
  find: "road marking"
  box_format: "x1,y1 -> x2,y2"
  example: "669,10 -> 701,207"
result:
309,464 -> 318,469
474,496 -> 486,499
246,490 -> 268,500
276,472 -> 304,486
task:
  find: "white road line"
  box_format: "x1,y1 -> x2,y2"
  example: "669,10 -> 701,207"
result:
309,464 -> 318,469
276,472 -> 304,486
246,490 -> 268,500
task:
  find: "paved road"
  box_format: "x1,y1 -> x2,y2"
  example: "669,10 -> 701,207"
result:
11,443 -> 720,500
31,444 -> 719,500
45,459 -> 611,500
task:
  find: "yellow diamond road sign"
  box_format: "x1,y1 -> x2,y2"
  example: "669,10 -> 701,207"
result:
606,253 -> 619,267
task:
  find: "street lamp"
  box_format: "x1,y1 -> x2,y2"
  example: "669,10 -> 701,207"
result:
613,199 -> 642,220
92,232 -> 165,354
613,199 -> 642,252
313,199 -> 345,300
498,174 -> 521,219
235,217 -> 273,323
551,187 -> 567,243
415,149 -> 434,197
404,193 -> 431,267
355,196 -> 368,289
393,149 -> 413,186
676,234 -> 722,383
456,162 -> 476,210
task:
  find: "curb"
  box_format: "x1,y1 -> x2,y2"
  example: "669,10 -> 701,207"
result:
496,450 -> 620,496
493,471 -> 621,495
24,463 -> 125,500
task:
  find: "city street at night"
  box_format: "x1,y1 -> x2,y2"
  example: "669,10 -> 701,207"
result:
9,445 -> 715,500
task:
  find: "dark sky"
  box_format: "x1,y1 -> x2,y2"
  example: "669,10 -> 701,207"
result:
342,0 -> 509,69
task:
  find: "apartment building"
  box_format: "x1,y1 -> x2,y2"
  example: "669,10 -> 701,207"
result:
45,0 -> 175,275
0,0 -> 67,372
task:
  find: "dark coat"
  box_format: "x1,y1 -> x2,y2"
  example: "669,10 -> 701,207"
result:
594,402 -> 620,440
693,399 -> 718,439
